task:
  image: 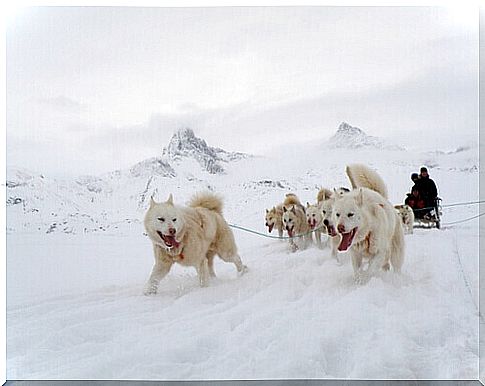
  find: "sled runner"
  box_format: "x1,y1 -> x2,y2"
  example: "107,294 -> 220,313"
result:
413,197 -> 442,229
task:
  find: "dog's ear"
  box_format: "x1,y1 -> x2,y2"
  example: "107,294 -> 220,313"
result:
149,196 -> 157,208
283,206 -> 287,212
166,193 -> 174,206
355,188 -> 364,207
291,205 -> 296,214
266,208 -> 269,213
306,202 -> 310,208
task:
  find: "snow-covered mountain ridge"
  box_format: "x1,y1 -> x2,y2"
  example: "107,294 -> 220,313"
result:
328,122 -> 405,151
6,124 -> 478,235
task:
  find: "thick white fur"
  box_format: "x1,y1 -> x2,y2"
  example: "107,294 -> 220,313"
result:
394,204 -> 415,234
345,163 -> 388,199
282,201 -> 311,252
265,204 -> 284,238
319,192 -> 342,263
333,187 -> 404,284
143,192 -> 247,295
306,202 -> 326,248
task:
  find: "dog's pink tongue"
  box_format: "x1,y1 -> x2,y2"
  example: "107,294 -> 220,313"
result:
338,232 -> 353,251
170,237 -> 180,248
164,235 -> 180,248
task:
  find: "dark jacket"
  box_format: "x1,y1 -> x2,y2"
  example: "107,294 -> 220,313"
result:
418,176 -> 438,205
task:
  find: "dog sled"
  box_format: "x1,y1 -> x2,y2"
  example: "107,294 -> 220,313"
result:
413,197 -> 442,229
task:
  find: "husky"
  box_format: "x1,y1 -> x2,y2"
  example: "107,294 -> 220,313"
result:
333,176 -> 404,284
265,204 -> 284,238
282,193 -> 310,251
143,192 -> 247,295
394,204 -> 415,234
306,202 -> 326,248
318,188 -> 343,263
317,164 -> 389,265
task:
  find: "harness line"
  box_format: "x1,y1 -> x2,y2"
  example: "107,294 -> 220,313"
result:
229,200 -> 484,239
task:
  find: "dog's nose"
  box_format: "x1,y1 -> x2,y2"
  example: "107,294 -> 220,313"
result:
168,228 -> 176,235
337,224 -> 346,233
323,219 -> 329,226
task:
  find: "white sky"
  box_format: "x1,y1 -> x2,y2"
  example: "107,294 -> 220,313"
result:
6,6 -> 478,176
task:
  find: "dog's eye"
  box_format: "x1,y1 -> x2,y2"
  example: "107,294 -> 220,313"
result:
336,213 -> 340,217
312,214 -> 315,217
172,218 -> 177,222
348,213 -> 354,218
322,210 -> 326,215
158,217 -> 165,222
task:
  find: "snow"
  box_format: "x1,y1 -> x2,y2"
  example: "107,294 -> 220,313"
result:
6,126 -> 479,380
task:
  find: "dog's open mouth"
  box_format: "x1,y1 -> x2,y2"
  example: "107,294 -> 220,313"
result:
286,227 -> 294,237
338,227 -> 357,251
327,224 -> 338,237
266,223 -> 274,233
156,231 -> 180,249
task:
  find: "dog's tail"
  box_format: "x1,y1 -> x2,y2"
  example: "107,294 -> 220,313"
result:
189,192 -> 223,214
317,187 -> 333,203
283,193 -> 302,207
345,164 -> 388,199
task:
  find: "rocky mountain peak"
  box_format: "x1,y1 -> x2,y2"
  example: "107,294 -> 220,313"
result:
328,122 -> 403,150
161,128 -> 248,174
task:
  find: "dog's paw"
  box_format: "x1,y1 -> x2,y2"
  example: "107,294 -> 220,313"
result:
143,285 -> 158,296
354,272 -> 369,285
381,262 -> 390,271
238,265 -> 249,276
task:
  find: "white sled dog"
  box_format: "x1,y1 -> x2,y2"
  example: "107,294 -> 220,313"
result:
333,166 -> 404,284
283,193 -> 310,251
318,187 -> 345,263
394,204 -> 415,234
265,204 -> 284,238
306,202 -> 325,248
143,192 -> 247,295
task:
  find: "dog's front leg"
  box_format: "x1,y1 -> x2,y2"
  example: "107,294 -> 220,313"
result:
315,230 -> 323,249
144,259 -> 173,295
331,236 -> 341,264
277,226 -> 284,239
197,259 -> 210,287
354,252 -> 386,285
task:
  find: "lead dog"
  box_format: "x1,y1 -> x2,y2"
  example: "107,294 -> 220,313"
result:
143,192 -> 247,295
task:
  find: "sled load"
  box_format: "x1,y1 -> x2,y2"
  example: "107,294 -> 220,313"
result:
403,167 -> 442,229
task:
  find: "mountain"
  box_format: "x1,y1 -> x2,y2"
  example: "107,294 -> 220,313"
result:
327,122 -> 404,150
161,128 -> 249,174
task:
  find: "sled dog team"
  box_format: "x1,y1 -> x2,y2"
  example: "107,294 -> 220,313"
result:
143,164 -> 405,293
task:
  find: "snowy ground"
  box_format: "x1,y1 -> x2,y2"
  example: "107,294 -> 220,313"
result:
6,143 -> 480,380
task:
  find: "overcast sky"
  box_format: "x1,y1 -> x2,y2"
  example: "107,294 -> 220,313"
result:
6,6 -> 478,176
